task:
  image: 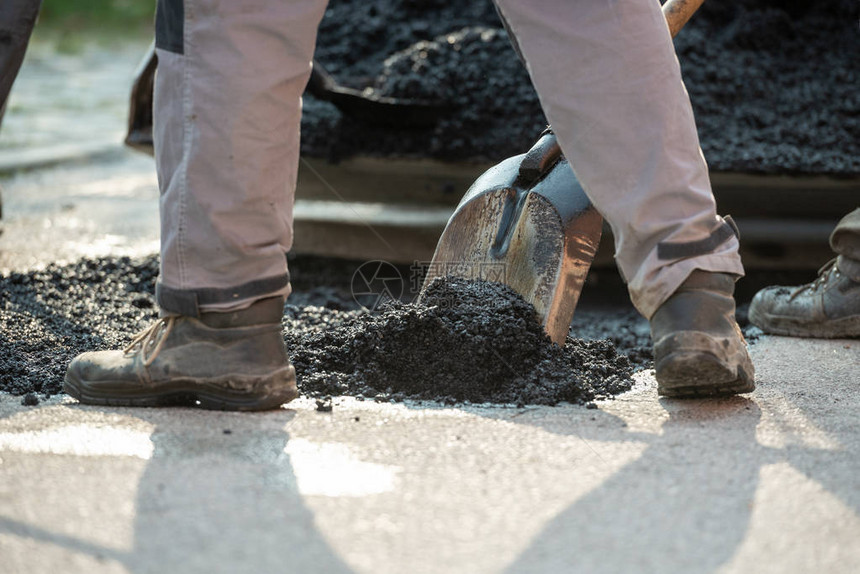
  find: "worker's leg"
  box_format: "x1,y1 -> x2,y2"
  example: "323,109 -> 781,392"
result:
0,0 -> 41,127
750,208 -> 860,338
494,0 -> 742,319
154,0 -> 328,317
0,0 -> 41,219
65,0 -> 330,410
495,0 -> 752,396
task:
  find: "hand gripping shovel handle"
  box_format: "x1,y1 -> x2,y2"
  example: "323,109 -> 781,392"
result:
663,0 -> 706,38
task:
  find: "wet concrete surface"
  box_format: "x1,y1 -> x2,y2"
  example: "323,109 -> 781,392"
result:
0,39 -> 140,154
0,36 -> 159,269
0,153 -> 160,271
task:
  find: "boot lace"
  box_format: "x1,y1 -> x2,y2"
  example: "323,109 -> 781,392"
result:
123,317 -> 176,367
790,258 -> 840,300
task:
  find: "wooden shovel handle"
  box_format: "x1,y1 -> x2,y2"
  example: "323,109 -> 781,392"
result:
662,0 -> 706,38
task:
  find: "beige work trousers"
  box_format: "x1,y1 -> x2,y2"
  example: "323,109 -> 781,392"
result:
154,0 -> 743,319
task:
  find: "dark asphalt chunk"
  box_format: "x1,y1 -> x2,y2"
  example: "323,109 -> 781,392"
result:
21,392 -> 39,406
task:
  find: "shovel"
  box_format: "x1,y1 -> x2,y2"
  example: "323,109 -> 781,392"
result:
421,0 -> 705,345
125,47 -> 449,154
306,60 -> 450,127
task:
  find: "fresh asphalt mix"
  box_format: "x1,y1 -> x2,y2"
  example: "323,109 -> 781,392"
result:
0,255 -> 641,406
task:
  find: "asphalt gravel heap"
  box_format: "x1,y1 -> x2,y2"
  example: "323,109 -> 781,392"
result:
303,0 -> 859,175
288,276 -> 633,406
0,256 -> 637,406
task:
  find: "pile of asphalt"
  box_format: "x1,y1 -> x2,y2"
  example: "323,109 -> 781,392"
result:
0,256 -> 639,406
288,276 -> 633,406
303,0 -> 859,175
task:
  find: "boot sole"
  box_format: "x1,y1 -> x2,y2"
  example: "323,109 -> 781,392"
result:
748,307 -> 860,338
63,366 -> 298,411
656,352 -> 755,398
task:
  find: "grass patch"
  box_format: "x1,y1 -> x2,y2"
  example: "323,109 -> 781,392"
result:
38,0 -> 154,29
34,0 -> 155,50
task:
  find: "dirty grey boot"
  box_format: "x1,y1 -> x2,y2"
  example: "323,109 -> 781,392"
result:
749,256 -> 860,338
650,270 -> 755,398
64,296 -> 297,410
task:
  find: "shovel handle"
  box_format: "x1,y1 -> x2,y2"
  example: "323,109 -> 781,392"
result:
662,0 -> 706,38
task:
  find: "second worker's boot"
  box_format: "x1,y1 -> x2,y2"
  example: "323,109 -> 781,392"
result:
64,296 -> 297,410
749,256 -> 860,338
650,270 -> 755,398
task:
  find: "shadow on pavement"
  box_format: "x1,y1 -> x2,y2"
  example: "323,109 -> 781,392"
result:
502,398 -> 762,573
0,406 -> 356,573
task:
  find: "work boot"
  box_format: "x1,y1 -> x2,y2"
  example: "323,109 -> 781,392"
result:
64,296 -> 297,410
650,270 -> 755,398
748,257 -> 860,338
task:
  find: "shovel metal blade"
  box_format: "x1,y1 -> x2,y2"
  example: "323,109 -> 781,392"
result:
421,133 -> 603,345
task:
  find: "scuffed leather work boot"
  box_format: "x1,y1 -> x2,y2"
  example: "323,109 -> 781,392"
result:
64,296 -> 297,410
650,270 -> 755,398
749,256 -> 860,338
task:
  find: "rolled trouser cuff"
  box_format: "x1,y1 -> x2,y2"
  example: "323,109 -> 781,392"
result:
830,208 -> 860,260
631,249 -> 744,320
656,217 -> 740,261
157,273 -> 290,317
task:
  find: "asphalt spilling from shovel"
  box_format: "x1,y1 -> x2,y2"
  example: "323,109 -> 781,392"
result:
0,255 -> 643,406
